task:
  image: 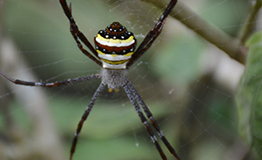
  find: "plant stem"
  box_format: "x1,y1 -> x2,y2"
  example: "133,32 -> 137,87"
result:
239,0 -> 262,43
144,0 -> 248,65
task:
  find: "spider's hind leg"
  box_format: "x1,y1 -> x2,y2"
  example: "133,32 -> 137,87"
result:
59,0 -> 102,66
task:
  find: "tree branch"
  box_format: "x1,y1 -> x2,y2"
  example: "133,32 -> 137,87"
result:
143,0 -> 248,65
239,0 -> 262,43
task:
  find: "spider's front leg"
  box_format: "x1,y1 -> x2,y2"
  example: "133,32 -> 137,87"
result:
69,82 -> 105,160
123,79 -> 168,160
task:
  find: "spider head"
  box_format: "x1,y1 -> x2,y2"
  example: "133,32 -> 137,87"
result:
94,22 -> 137,69
108,88 -> 119,92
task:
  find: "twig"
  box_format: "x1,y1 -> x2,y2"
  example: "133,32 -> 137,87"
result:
239,0 -> 262,43
143,0 -> 247,65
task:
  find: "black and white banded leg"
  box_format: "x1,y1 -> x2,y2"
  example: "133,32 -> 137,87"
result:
126,80 -> 181,160
69,82 -> 106,160
123,79 -> 173,160
0,70 -> 101,87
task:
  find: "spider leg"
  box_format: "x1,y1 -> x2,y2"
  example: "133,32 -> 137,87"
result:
70,82 -> 105,160
59,0 -> 102,67
122,80 -> 167,160
126,0 -> 177,68
126,80 -> 181,160
0,70 -> 100,87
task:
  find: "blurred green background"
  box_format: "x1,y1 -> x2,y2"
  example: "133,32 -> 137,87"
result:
0,0 -> 253,160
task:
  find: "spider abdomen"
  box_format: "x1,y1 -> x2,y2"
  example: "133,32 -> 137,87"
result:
94,22 -> 137,69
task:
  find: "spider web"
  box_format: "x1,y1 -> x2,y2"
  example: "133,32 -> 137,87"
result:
0,0 -> 254,160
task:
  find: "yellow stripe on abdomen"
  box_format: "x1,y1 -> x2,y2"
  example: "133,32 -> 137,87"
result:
94,22 -> 137,69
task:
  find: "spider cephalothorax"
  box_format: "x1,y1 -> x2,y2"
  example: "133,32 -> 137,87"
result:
94,22 -> 137,69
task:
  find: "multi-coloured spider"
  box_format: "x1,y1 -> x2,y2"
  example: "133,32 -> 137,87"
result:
0,0 -> 180,159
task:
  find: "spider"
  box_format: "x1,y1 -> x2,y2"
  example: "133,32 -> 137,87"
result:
0,0 -> 180,159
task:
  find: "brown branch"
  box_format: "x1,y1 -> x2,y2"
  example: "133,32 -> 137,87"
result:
0,38 -> 66,160
143,0 -> 247,65
239,0 -> 262,43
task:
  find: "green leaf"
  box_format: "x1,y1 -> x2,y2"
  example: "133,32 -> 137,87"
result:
235,30 -> 262,159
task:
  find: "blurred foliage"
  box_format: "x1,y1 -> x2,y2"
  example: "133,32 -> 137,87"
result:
153,36 -> 205,86
0,0 -> 255,160
200,0 -> 248,36
236,31 -> 262,159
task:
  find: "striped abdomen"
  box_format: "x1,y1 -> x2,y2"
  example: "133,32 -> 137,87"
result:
94,22 -> 137,69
